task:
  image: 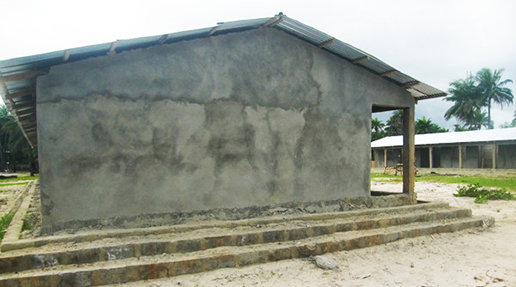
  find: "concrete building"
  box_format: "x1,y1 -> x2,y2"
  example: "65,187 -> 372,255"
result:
0,15 -> 446,232
372,128 -> 516,169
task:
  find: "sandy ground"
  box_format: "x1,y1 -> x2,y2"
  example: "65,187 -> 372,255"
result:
114,181 -> 516,287
0,185 -> 25,217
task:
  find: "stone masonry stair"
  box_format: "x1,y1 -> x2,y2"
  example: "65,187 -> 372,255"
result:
0,203 -> 493,287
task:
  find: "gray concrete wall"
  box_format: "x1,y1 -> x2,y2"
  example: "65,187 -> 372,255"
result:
37,28 -> 414,229
439,147 -> 459,168
498,144 -> 516,169
463,145 -> 480,168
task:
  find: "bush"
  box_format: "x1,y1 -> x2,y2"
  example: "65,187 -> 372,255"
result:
454,183 -> 515,203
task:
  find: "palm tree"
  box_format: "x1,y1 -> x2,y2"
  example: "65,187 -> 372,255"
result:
444,74 -> 483,125
512,110 -> 516,126
371,118 -> 385,133
476,68 -> 513,129
415,117 -> 433,134
385,110 -> 403,136
466,109 -> 490,130
371,118 -> 386,141
415,117 -> 448,134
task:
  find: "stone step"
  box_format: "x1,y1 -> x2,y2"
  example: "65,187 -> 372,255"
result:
0,205 -> 469,275
1,201 -> 449,253
0,216 -> 492,287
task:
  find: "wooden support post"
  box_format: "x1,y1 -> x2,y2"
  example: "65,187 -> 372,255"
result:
480,145 -> 484,168
458,145 -> 462,169
384,148 -> 388,168
402,107 -> 415,198
492,144 -> 497,169
429,147 -> 433,168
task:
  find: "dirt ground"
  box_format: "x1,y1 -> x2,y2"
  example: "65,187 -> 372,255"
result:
0,185 -> 26,218
115,180 -> 516,287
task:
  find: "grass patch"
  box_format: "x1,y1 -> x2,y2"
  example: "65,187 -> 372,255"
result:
372,173 -> 516,191
454,184 -> 515,203
0,182 -> 30,187
22,218 -> 32,232
0,213 -> 14,240
0,175 -> 39,183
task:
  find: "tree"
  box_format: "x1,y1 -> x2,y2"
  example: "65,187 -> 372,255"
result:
371,118 -> 385,133
415,117 -> 448,134
444,68 -> 513,130
385,110 -> 403,136
466,109 -> 490,130
444,74 -> 483,125
371,118 -> 386,141
476,68 -> 514,129
513,110 -> 516,126
0,105 -> 36,173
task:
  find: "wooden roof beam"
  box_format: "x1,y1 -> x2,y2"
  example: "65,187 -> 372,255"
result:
318,38 -> 334,48
264,16 -> 283,26
23,122 -> 38,130
63,49 -> 71,62
402,81 -> 421,89
352,56 -> 371,64
0,70 -> 47,82
12,101 -> 36,109
208,26 -> 219,36
158,34 -> 169,44
6,89 -> 35,100
107,41 -> 118,56
16,108 -> 36,116
379,70 -> 397,77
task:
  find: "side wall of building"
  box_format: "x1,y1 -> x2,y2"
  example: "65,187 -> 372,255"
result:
37,28 -> 414,229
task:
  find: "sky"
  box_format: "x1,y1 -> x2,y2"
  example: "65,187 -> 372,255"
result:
1,0 -> 515,129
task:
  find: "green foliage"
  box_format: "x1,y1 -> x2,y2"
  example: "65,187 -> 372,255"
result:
371,118 -> 386,141
454,183 -> 514,203
499,121 -> 516,128
476,68 -> 514,129
445,74 -> 483,126
0,105 -> 38,172
385,110 -> 403,136
0,213 -> 14,240
415,117 -> 448,134
22,216 -> 32,232
445,68 -> 513,130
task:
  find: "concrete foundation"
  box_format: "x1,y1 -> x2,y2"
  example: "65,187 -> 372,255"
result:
37,28 -> 414,231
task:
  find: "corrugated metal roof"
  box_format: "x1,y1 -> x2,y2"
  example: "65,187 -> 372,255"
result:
371,128 -> 516,149
0,14 -> 447,147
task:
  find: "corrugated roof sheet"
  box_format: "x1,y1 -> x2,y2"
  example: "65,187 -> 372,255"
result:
0,14 -> 447,147
371,128 -> 516,148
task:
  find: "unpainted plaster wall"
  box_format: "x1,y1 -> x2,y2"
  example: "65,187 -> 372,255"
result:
37,28 -> 414,229
498,144 -> 516,169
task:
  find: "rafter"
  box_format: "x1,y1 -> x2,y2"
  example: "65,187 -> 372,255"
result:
264,16 -> 283,27
16,108 -> 36,116
352,56 -> 371,64
318,38 -> 334,48
402,81 -> 421,88
107,41 -> 118,55
12,101 -> 36,109
6,89 -> 35,100
379,70 -> 397,77
208,26 -> 219,36
0,71 -> 47,82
